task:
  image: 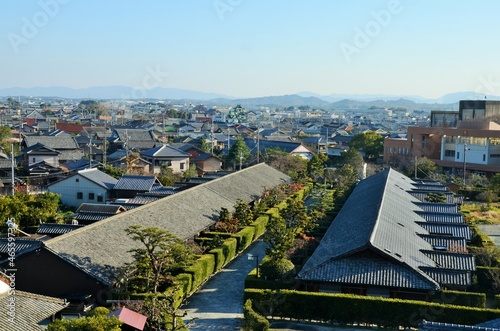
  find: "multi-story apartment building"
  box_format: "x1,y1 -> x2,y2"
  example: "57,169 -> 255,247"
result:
384,100 -> 500,176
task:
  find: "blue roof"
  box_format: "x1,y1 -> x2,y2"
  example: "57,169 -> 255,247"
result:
77,168 -> 118,190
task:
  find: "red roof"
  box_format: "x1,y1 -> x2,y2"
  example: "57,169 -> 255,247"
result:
55,123 -> 86,133
109,307 -> 147,330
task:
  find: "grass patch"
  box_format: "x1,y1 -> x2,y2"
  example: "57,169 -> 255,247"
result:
461,203 -> 500,224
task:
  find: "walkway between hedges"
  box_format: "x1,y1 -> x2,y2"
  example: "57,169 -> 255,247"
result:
181,239 -> 267,330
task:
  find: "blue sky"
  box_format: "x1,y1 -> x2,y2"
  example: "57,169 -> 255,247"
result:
1,0 -> 500,98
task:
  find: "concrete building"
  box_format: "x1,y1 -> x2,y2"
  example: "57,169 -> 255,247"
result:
384,100 -> 500,176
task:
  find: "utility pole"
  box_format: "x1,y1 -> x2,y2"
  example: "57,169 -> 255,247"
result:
11,143 -> 15,196
239,151 -> 243,170
211,120 -> 214,155
256,126 -> 260,164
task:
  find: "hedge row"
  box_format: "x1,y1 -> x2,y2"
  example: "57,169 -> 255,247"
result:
471,224 -> 495,247
244,289 -> 500,328
431,290 -> 486,308
176,186 -> 311,299
243,299 -> 270,331
476,266 -> 500,293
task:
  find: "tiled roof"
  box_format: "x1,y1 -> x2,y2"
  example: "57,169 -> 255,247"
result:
416,222 -> 472,241
409,191 -> 455,204
24,136 -> 80,149
76,204 -> 125,214
244,138 -> 303,154
77,168 -> 118,190
0,238 -> 42,255
419,234 -> 467,251
75,213 -> 114,222
36,223 -> 84,235
114,129 -> 155,142
113,175 -> 159,191
298,168 -> 472,291
422,250 -> 475,271
413,202 -> 458,214
0,290 -> 67,331
420,268 -> 472,287
45,163 -> 290,285
416,211 -> 464,224
298,258 -> 437,290
140,144 -> 191,158
420,319 -> 500,331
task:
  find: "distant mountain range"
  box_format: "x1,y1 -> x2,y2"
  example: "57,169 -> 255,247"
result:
0,86 -> 499,109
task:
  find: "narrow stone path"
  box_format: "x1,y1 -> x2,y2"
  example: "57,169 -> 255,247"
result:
182,240 -> 267,330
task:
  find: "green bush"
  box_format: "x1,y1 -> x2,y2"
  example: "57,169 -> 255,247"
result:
496,294 -> 500,309
244,289 -> 500,328
252,215 -> 269,238
184,254 -> 216,292
476,266 -> 500,292
431,290 -> 486,308
260,258 -> 295,281
245,270 -> 297,290
233,226 -> 256,252
471,224 -> 495,247
243,299 -> 269,331
174,273 -> 193,300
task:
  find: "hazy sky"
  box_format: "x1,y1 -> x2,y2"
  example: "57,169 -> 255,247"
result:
1,0 -> 500,98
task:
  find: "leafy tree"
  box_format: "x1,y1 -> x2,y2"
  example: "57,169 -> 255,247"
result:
182,164 -> 198,181
425,193 -> 447,203
350,131 -> 384,160
99,165 -> 125,179
124,225 -> 194,293
233,199 -> 253,226
264,215 -> 296,261
225,135 -> 250,170
200,136 -> 210,152
48,307 -> 122,331
490,174 -> 500,193
158,164 -> 181,186
334,164 -> 359,189
336,147 -> 364,170
406,157 -> 437,179
0,192 -> 61,228
265,151 -> 308,182
214,207 -> 239,233
307,153 -> 329,179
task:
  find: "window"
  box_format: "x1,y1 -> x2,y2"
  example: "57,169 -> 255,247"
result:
180,162 -> 185,170
483,154 -> 486,162
456,152 -> 460,160
77,192 -> 83,199
445,150 -> 455,157
97,195 -> 103,202
410,134 -> 414,149
32,157 -> 36,163
421,135 -> 427,150
89,193 -> 95,200
491,154 -> 500,158
75,178 -> 79,182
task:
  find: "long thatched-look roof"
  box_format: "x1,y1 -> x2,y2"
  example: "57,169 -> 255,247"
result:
45,163 -> 290,285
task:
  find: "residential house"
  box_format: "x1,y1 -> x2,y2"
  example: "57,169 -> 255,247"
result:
75,203 -> 127,225
112,175 -> 162,198
140,144 -> 191,174
244,138 -> 315,160
22,136 -> 83,162
113,129 -> 157,151
48,168 -> 118,208
298,168 -> 473,300
171,143 -> 222,174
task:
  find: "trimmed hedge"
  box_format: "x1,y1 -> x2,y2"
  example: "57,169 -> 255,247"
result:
245,269 -> 297,290
471,224 -> 495,247
233,226 -> 256,252
209,237 -> 238,271
175,273 -> 193,300
244,289 -> 500,328
243,299 -> 269,331
184,254 -> 216,292
252,215 -> 269,238
431,290 -> 486,308
496,294 -> 500,309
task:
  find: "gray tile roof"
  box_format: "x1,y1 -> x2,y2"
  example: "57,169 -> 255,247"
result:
299,258 -> 437,290
298,168 -> 472,291
113,175 -> 159,191
416,222 -> 472,241
422,250 -> 475,271
76,204 -> 125,214
409,191 -> 455,204
36,223 -> 84,235
77,168 -> 118,190
0,290 -> 67,331
45,163 -> 290,285
420,268 -> 472,287
0,238 -> 42,255
115,129 -> 155,142
141,144 -> 191,158
419,234 -> 467,251
413,202 -> 458,214
24,136 -> 80,149
420,319 -> 500,331
416,211 -> 464,224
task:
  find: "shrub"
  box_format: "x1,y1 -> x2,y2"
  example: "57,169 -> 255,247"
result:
252,215 -> 269,238
431,290 -> 486,308
260,258 -> 295,281
233,226 -> 256,252
184,254 -> 215,292
243,299 -> 269,331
